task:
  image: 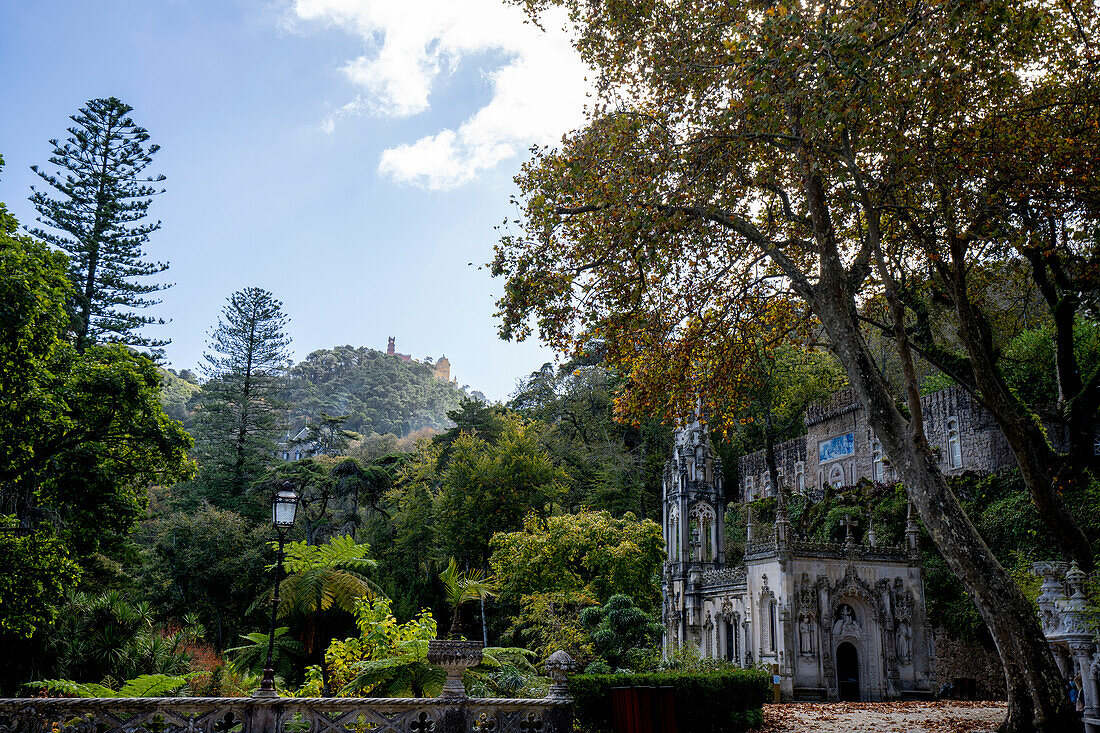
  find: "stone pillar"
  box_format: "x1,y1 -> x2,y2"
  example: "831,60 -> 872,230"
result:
679,494 -> 690,568
743,617 -> 753,667
1033,560 -> 1069,636
718,617 -> 727,661
779,604 -> 793,677
1071,642 -> 1098,718
905,502 -> 920,556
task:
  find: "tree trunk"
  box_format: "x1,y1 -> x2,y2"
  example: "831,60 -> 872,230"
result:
808,263 -> 1076,733
449,606 -> 463,639
942,240 -> 1094,570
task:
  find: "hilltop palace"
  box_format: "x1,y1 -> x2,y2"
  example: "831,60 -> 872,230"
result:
659,385 -> 1042,701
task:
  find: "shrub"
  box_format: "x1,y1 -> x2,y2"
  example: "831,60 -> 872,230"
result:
569,669 -> 769,733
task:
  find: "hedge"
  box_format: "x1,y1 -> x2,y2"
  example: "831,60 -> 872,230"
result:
569,670 -> 770,733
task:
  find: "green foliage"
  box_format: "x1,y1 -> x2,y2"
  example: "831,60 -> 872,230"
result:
434,420 -> 567,567
579,594 -> 661,672
28,673 -> 197,698
724,343 -> 845,458
491,510 -> 665,611
490,511 -> 663,663
463,646 -> 544,698
158,367 -> 201,427
2,204 -> 193,569
277,535 -> 383,620
29,97 -> 169,352
0,196 -> 71,485
38,345 -> 195,565
0,519 -> 81,639
135,503 -> 270,649
569,670 -> 769,733
297,597 -> 440,697
297,413 -> 360,457
509,361 -> 673,521
188,287 -> 291,515
43,590 -> 202,684
285,346 -> 468,438
1000,323 -> 1100,408
224,627 -> 303,679
439,557 -> 500,638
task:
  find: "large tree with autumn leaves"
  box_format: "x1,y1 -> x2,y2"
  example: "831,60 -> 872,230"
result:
492,0 -> 1098,729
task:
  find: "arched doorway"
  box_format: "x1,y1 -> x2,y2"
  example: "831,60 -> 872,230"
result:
836,642 -> 860,701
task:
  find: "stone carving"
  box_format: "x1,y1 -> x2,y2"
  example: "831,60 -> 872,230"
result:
892,578 -> 914,622
544,649 -> 576,700
427,639 -> 483,699
797,572 -> 817,614
799,614 -> 816,655
833,604 -> 860,638
0,694 -> 574,733
895,620 -> 913,662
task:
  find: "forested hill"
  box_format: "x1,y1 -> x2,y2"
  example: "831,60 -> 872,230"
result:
285,345 -> 470,437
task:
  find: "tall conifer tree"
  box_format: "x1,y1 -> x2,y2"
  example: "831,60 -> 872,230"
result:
193,288 -> 292,513
29,97 -> 169,352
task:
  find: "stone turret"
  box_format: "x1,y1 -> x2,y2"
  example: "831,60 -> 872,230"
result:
662,412 -> 726,651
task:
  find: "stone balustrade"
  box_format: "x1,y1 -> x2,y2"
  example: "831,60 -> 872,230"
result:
0,695 -> 572,733
1032,561 -> 1100,732
0,650 -> 576,733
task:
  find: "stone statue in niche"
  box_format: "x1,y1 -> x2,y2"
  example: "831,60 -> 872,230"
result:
833,604 -> 860,638
799,614 -> 815,655
895,619 -> 912,662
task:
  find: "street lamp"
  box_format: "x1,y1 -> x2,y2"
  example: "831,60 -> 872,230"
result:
255,481 -> 299,697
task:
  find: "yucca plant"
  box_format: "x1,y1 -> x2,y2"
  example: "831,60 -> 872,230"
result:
438,558 -> 499,639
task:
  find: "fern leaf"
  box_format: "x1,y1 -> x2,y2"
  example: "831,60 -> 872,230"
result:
118,673 -> 195,697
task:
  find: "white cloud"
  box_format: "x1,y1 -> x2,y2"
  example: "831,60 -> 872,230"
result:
293,0 -> 591,189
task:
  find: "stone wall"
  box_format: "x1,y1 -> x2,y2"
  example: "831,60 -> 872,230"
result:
932,627 -> 1006,699
920,387 -> 1013,477
738,386 -> 1025,501
738,436 -> 806,500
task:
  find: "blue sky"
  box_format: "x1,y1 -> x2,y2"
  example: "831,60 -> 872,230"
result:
0,0 -> 590,400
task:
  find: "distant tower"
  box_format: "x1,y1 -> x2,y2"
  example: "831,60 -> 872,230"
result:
433,355 -> 451,382
662,412 -> 725,651
387,337 -> 396,356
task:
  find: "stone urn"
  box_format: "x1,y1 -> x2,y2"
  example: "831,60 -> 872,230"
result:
427,639 -> 483,699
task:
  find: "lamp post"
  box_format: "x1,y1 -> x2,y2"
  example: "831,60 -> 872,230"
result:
255,481 -> 299,697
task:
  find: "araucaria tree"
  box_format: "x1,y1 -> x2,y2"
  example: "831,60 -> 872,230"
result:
29,97 -> 169,352
193,288 -> 291,512
493,0 -> 1097,729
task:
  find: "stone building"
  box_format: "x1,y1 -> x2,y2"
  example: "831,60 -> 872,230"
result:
661,417 -> 934,701
738,386 -> 1018,501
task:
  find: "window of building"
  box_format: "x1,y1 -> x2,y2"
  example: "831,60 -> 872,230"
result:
763,473 -> 772,497
795,462 -> 804,493
745,476 -> 754,500
947,418 -> 962,468
871,441 -> 884,482
829,464 -> 844,488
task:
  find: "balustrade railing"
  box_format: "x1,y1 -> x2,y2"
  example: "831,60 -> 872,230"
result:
0,695 -> 571,733
0,650 -> 576,733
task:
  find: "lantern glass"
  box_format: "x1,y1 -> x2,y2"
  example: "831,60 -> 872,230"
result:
272,488 -> 299,528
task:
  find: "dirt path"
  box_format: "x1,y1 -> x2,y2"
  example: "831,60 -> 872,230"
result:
762,701 -> 1007,733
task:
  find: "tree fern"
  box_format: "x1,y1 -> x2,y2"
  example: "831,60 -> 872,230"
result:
27,673 -> 197,698
274,536 -> 385,618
